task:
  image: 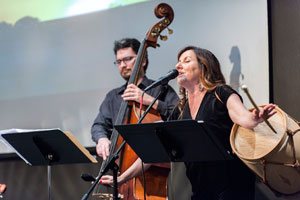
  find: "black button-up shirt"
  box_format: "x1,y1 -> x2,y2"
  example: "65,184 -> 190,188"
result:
91,76 -> 179,143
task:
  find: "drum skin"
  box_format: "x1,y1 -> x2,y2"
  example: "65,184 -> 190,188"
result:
230,106 -> 300,195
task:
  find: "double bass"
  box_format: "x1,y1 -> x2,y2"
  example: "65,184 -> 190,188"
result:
92,3 -> 174,200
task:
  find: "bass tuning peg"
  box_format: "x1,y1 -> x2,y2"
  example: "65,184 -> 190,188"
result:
167,28 -> 173,35
160,35 -> 168,41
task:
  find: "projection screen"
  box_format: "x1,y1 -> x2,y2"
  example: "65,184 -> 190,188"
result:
0,0 -> 269,153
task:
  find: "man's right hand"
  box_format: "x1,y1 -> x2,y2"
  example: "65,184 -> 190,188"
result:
96,138 -> 111,160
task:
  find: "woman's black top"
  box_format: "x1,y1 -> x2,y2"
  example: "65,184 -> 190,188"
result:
169,85 -> 255,200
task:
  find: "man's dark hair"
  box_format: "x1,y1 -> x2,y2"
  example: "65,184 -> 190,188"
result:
113,38 -> 148,72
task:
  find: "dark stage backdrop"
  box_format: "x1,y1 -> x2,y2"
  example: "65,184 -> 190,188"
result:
270,0 -> 300,120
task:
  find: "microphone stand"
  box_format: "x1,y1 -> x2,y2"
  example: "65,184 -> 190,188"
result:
81,141 -> 125,200
81,85 -> 167,200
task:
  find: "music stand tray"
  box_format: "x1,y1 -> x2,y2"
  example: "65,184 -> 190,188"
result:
1,128 -> 97,200
114,120 -> 233,163
1,128 -> 97,165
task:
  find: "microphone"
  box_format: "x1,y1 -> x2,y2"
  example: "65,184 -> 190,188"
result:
81,173 -> 96,182
144,69 -> 178,92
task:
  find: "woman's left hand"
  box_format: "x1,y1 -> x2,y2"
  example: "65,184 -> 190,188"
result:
252,104 -> 277,123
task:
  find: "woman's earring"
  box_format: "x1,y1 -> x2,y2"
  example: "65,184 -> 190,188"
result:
199,84 -> 204,92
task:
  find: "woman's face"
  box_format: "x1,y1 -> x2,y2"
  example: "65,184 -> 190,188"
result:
176,49 -> 201,87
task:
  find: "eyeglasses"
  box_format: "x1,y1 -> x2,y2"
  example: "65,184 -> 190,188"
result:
114,56 -> 136,66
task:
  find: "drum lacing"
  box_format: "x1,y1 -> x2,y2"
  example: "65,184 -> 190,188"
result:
261,129 -> 300,185
261,159 -> 267,183
287,129 -> 300,168
293,129 -> 300,135
287,129 -> 296,162
287,128 -> 300,136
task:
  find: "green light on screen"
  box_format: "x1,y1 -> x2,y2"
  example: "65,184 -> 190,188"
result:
0,0 -> 148,24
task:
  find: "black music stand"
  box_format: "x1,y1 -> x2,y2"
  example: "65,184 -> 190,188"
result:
114,120 -> 233,163
1,129 -> 97,200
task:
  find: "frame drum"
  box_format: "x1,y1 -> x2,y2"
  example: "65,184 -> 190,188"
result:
230,106 -> 300,195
